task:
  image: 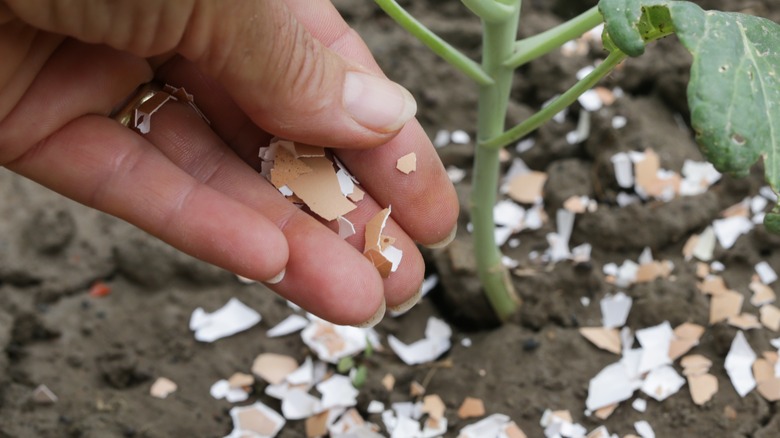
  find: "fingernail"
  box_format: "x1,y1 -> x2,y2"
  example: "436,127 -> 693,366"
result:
424,225 -> 458,249
352,299 -> 386,329
388,284 -> 423,314
343,71 -> 417,133
264,268 -> 286,285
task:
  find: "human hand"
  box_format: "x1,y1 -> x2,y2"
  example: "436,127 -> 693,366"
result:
0,0 -> 458,326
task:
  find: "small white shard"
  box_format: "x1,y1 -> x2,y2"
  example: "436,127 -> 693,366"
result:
634,420 -> 656,438
636,322 -> 674,373
433,129 -> 450,147
285,356 -> 314,386
612,153 -> 634,188
586,362 -> 636,411
691,226 -> 716,261
336,169 -> 356,198
601,292 -> 633,328
640,365 -> 685,401
752,194 -> 769,213
388,317 -> 451,365
301,316 -> 380,364
210,379 -> 250,403
451,130 -> 471,144
631,398 -> 647,412
31,384 -> 58,404
578,89 -> 603,112
317,374 -> 359,410
725,331 -> 757,397
494,200 -> 526,231
134,91 -> 176,134
576,65 -> 596,80
266,314 -> 310,338
612,115 -> 627,129
189,298 -> 261,343
566,110 -> 591,144
150,377 -> 177,399
382,245 -> 404,273
227,401 -> 286,438
367,400 -> 385,414
446,166 -> 467,183
457,413 -> 512,438
281,388 -> 322,420
713,216 -> 754,249
756,261 -> 778,285
516,138 -> 535,153
391,415 -> 421,438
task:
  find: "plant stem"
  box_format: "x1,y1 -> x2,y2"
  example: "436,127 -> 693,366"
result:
481,49 -> 627,150
504,6 -> 603,69
374,0 -> 494,86
462,0 -> 515,23
471,0 -> 523,321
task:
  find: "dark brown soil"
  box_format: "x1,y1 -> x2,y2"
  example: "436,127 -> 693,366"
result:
2,1 -> 780,437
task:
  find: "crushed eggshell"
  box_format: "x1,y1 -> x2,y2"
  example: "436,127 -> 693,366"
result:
761,305 -> 780,331
301,315 -> 381,364
252,353 -> 299,385
422,394 -> 446,420
688,373 -> 718,405
506,171 -> 547,204
382,373 -> 395,392
388,316 -> 452,366
725,331 -> 757,397
189,298 -> 261,343
363,207 -> 402,278
150,377 -> 177,399
228,372 -> 255,389
31,384 -> 58,404
226,401 -> 286,438
396,152 -> 417,174
710,290 -> 744,325
579,327 -> 621,354
728,313 -> 763,330
267,314 -> 310,338
750,280 -> 776,306
457,397 -> 486,419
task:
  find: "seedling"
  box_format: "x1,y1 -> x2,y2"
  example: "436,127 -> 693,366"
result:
375,0 -> 780,321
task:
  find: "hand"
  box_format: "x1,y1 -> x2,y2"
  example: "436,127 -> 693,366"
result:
0,0 -> 458,326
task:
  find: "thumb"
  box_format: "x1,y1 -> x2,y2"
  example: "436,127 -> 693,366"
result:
3,0 -> 417,148
180,1 -> 419,147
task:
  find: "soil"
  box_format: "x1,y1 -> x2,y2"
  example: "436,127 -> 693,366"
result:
2,1 -> 780,437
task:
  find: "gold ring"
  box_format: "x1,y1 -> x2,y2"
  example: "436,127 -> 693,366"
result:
110,82 -> 165,130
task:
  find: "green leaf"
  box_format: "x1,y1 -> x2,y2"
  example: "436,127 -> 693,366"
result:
600,0 -> 780,232
337,356 -> 355,374
599,0 -> 676,56
352,365 -> 368,389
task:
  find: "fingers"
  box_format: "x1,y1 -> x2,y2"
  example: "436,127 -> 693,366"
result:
138,99 -> 424,325
283,0 -> 460,247
4,0 -> 418,147
7,115 -> 289,284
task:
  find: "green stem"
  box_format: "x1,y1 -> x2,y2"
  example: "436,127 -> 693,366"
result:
461,0 -> 515,23
374,0 -> 494,86
504,6 -> 603,69
481,49 -> 627,150
471,1 -> 522,321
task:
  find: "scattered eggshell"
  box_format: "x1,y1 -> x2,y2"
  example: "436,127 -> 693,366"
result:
317,374 -> 359,410
753,358 -> 775,383
761,305 -> 780,331
710,290 -> 744,324
586,362 -> 636,411
388,317 -> 451,365
410,381 -> 425,397
211,379 -> 250,403
149,377 -> 177,399
337,216 -> 356,239
641,365 -> 685,401
755,261 -> 778,284
593,404 -> 618,420
681,354 -> 713,376
301,316 -> 380,364
227,401 -> 286,438
632,398 -> 647,412
267,314 -> 310,338
31,384 -> 58,404
190,298 -> 262,343
382,374 -> 395,392
252,353 -> 299,385
270,147 -> 313,189
506,171 -> 547,204
636,322 -> 674,373
228,372 -> 255,389
713,216 -> 754,249
579,327 -> 621,354
725,331 -> 757,397
504,421 -> 528,438
728,313 -> 762,330
396,152 -> 417,174
451,130 -> 470,144
634,420 -> 655,438
281,388 -> 322,420
305,411 -> 330,438
422,394 -> 446,420
457,397 -> 486,419
757,378 -> 780,401
750,280 -> 776,306
587,426 -> 612,438
688,373 -> 718,405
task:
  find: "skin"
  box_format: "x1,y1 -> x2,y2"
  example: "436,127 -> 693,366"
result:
0,0 -> 459,326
